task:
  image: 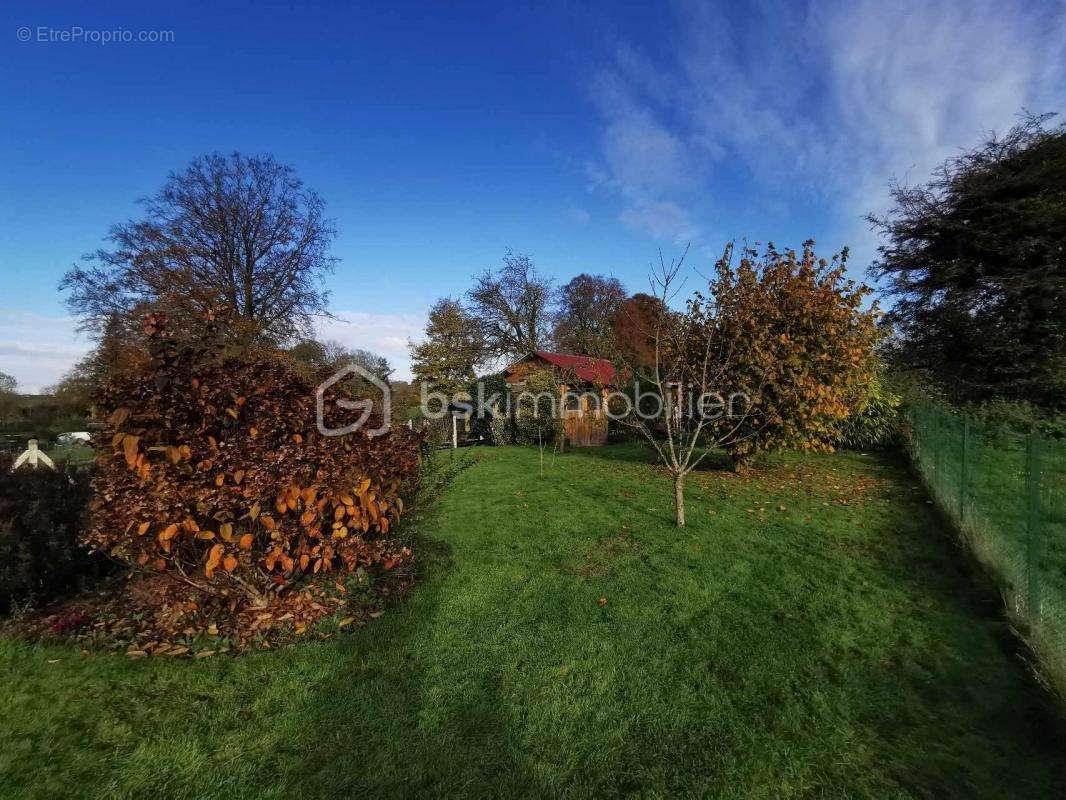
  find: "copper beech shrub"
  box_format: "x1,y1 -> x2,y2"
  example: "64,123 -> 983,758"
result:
86,314 -> 423,606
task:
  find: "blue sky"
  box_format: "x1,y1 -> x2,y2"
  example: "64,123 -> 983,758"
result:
1,0 -> 1064,390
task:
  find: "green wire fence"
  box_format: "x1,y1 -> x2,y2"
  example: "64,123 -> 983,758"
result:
907,404 -> 1065,697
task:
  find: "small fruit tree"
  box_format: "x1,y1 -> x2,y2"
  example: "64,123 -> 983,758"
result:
608,241 -> 881,526
86,314 -> 423,606
514,368 -> 564,475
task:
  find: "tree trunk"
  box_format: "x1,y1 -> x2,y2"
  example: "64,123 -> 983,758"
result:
731,453 -> 751,474
674,474 -> 686,527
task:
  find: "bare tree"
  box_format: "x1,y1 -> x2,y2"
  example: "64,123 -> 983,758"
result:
612,247 -> 770,527
467,250 -> 554,361
61,152 -> 337,346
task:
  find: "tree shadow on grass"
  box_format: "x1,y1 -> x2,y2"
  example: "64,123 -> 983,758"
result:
262,532 -> 551,799
834,454 -> 1066,797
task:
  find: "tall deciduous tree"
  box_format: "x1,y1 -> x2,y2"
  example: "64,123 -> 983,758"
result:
409,298 -> 483,396
612,292 -> 670,368
288,338 -> 393,415
869,114 -> 1066,409
61,152 -> 337,347
49,314 -> 148,409
289,339 -> 392,382
553,273 -> 627,357
467,251 -> 553,361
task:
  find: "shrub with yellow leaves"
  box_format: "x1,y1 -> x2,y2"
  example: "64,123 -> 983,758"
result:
710,240 -> 882,466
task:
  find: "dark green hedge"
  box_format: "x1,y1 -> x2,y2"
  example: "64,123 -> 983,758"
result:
0,455 -> 110,614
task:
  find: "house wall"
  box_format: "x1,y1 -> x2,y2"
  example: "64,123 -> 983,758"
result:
504,358 -> 608,447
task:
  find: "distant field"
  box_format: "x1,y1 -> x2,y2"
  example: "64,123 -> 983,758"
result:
2,444 -> 1063,799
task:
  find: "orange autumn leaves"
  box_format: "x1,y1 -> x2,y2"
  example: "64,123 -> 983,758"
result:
86,324 -> 423,604
100,426 -> 415,595
707,240 -> 881,461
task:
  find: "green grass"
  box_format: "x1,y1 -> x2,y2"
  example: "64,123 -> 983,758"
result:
44,443 -> 95,465
2,444 -> 1064,799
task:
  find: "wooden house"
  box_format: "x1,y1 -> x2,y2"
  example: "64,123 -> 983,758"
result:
503,351 -> 616,447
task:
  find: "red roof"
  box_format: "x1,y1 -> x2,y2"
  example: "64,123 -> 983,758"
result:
509,351 -> 617,385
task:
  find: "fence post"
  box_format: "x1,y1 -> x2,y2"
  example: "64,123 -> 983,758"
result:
933,407 -> 941,495
913,406 -> 921,463
1026,428 -> 1043,618
959,415 -> 969,521
909,406 -> 917,462
919,406 -> 928,473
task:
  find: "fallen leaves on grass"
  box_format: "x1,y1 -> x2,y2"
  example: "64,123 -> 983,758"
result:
566,532 -> 640,579
698,461 -> 888,512
1,557 -> 416,659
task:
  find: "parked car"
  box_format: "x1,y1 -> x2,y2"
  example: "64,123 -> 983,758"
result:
56,432 -> 91,446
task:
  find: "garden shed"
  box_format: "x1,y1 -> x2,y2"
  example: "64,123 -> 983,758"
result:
503,351 -> 616,447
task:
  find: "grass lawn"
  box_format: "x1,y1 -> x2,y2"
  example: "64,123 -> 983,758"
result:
2,443 -> 1064,798
44,443 -> 95,465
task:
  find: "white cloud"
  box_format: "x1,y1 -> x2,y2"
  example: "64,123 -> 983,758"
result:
315,310 -> 425,381
585,62 -> 708,242
814,1 -> 1062,195
0,310 -> 92,393
587,0 -> 1066,260
619,200 -> 699,243
0,308 -> 426,393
